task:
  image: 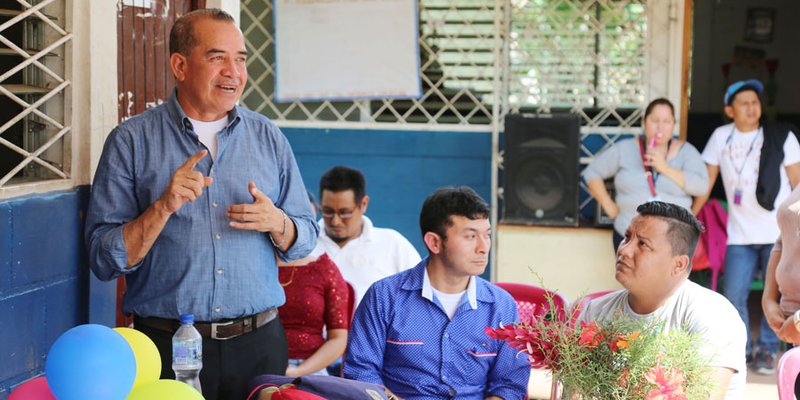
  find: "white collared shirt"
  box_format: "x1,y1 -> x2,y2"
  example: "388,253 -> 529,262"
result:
311,215 -> 421,306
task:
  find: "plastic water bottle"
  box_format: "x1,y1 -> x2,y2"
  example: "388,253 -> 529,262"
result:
172,313 -> 203,393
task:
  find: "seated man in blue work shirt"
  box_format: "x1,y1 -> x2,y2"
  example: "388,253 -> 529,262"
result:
343,187 -> 529,400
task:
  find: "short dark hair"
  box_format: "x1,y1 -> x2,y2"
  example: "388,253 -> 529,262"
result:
169,8 -> 235,56
644,98 -> 675,120
636,201 -> 704,261
319,166 -> 366,203
420,187 -> 490,241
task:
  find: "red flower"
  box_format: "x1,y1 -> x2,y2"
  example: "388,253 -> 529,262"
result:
644,365 -> 687,400
612,331 -> 640,351
577,321 -> 604,348
485,319 -> 562,369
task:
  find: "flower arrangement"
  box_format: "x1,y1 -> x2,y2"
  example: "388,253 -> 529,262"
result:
485,297 -> 713,400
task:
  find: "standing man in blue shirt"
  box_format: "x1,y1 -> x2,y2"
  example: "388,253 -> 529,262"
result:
84,9 -> 318,400
344,187 -> 529,400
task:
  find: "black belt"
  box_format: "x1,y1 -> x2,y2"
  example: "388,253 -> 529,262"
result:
134,309 -> 278,341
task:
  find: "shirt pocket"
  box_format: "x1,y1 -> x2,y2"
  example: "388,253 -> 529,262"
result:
385,338 -> 429,367
461,343 -> 499,378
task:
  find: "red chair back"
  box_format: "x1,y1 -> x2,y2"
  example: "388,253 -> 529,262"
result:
494,282 -> 568,323
569,289 -> 616,327
345,282 -> 356,322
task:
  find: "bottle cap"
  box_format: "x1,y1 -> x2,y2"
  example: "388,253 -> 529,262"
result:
179,313 -> 195,324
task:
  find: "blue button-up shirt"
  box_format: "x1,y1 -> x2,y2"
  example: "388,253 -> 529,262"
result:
344,259 -> 530,400
84,91 -> 318,321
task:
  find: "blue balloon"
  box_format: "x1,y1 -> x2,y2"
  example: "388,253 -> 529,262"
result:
45,324 -> 136,400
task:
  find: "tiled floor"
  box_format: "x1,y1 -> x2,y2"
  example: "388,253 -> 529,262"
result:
746,364 -> 779,399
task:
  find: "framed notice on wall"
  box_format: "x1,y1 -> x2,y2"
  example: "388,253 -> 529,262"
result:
273,0 -> 421,102
744,8 -> 775,44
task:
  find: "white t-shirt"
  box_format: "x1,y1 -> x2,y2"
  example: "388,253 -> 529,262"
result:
432,288 -> 466,320
187,116 -> 228,160
701,123 -> 800,244
311,215 -> 421,307
579,281 -> 746,400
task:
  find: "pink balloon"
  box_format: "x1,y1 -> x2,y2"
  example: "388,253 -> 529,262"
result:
8,376 -> 56,400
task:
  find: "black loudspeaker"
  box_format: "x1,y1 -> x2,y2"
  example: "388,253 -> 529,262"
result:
503,114 -> 580,226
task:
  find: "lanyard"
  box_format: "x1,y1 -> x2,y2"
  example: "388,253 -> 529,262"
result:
725,126 -> 761,186
638,136 -> 661,197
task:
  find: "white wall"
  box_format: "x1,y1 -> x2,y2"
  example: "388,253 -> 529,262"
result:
691,0 -> 800,113
496,226 -> 621,303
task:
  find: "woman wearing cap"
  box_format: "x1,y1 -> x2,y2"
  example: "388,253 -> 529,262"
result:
583,98 -> 709,249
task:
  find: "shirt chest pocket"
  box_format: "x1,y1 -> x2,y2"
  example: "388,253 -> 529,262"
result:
385,336 -> 429,366
459,342 -> 500,378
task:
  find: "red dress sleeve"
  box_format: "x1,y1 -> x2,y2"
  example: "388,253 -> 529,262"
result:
319,254 -> 350,330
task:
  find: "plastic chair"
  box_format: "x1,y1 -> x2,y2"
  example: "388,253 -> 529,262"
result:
494,282 -> 568,324
345,282 -> 356,322
777,347 -> 800,399
569,289 -> 616,328
338,282 -> 357,378
495,282 -> 568,400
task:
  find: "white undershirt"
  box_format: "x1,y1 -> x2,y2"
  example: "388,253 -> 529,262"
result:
432,287 -> 466,320
188,116 -> 228,160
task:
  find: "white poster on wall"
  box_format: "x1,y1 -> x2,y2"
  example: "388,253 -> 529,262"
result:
274,0 -> 421,102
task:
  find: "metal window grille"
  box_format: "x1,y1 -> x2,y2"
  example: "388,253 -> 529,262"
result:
241,0 -> 648,132
0,0 -> 71,187
241,0 -> 671,220
241,0 -> 502,126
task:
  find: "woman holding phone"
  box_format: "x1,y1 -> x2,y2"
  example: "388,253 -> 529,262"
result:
582,98 -> 709,249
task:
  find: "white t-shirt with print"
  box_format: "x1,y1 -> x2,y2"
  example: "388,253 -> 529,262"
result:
579,281 -> 746,400
701,123 -> 800,244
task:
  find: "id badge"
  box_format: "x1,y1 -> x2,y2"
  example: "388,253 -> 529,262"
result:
733,188 -> 743,205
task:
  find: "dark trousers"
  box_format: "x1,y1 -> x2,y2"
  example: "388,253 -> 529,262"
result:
137,317 -> 288,400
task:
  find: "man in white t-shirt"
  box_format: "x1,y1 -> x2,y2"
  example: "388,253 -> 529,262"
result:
580,202 -> 746,400
694,79 -> 800,375
311,165 -> 421,307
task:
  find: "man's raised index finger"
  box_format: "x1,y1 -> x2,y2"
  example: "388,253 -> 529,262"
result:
180,149 -> 208,170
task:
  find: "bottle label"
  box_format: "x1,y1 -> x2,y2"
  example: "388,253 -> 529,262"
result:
173,341 -> 202,366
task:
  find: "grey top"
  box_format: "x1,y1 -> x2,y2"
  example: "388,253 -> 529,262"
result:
582,137 -> 709,235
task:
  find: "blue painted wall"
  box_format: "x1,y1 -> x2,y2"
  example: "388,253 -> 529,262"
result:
283,127 -> 493,260
0,187 -> 90,399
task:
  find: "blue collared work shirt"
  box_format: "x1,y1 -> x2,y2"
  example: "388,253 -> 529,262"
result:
84,91 -> 318,321
344,259 -> 530,400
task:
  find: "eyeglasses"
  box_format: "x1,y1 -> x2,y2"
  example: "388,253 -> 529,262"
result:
321,208 -> 357,220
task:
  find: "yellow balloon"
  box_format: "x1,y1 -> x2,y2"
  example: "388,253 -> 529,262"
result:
126,379 -> 204,400
114,327 -> 162,388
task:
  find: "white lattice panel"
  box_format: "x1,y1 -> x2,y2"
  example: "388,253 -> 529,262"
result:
0,0 -> 71,187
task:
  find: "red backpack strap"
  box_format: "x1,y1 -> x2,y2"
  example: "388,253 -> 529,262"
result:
247,383 -> 277,400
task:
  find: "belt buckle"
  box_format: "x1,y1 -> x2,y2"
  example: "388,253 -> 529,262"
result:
210,319 -> 236,341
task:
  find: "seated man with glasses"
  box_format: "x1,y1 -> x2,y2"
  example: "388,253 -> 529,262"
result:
312,166 -> 421,308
